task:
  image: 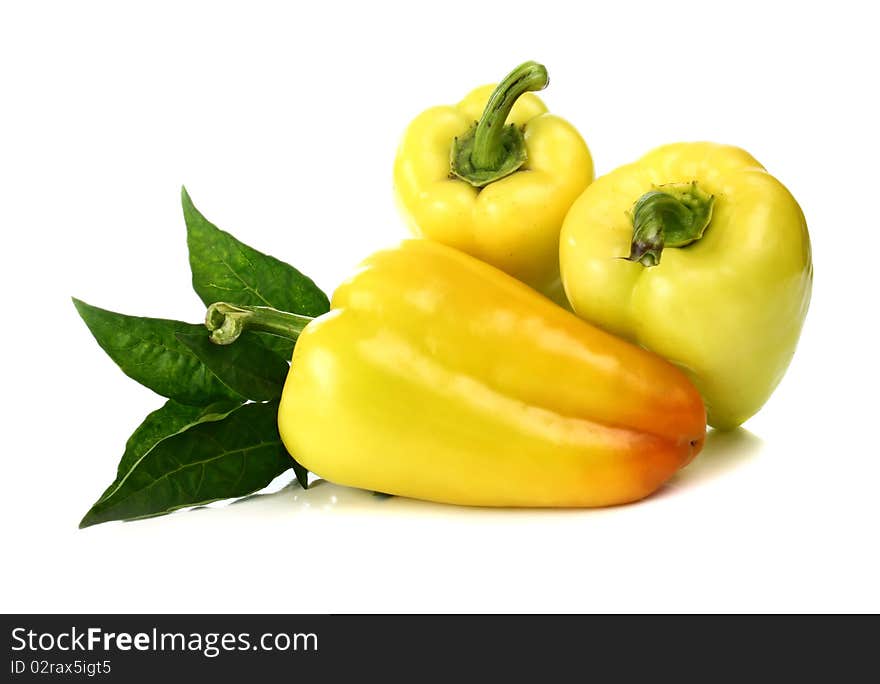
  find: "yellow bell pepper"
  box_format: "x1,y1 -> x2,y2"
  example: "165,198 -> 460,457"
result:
393,61 -> 593,299
560,142 -> 813,430
207,240 -> 705,507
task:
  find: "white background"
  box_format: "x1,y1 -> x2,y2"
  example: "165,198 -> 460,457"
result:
2,1 -> 878,613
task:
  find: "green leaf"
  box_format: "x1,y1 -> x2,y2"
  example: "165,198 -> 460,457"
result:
73,298 -> 244,406
176,331 -> 289,402
80,401 -> 294,528
96,399 -> 241,504
291,459 -> 309,490
182,187 -> 330,359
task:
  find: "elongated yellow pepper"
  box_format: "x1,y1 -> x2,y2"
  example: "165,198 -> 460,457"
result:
394,62 -> 593,300
207,240 -> 706,507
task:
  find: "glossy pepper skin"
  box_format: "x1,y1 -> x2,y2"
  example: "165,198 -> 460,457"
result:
560,142 -> 812,430
393,62 -> 593,299
277,240 -> 705,507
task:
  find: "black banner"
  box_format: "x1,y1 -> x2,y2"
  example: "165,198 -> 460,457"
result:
1,614 -> 873,680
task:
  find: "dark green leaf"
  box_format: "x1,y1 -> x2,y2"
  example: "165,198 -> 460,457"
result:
292,459 -> 309,490
73,298 -> 244,406
96,399 -> 241,504
80,401 -> 294,528
182,187 -> 330,359
176,331 -> 289,402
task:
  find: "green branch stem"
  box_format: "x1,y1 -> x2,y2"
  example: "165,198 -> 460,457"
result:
206,302 -> 313,345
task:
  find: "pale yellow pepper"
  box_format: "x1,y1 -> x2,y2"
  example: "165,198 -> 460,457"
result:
560,143 -> 812,429
394,62 -> 593,299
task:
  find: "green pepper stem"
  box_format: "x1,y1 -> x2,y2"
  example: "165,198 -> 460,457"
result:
627,182 -> 715,267
205,302 -> 313,345
450,61 -> 549,188
471,61 -> 548,169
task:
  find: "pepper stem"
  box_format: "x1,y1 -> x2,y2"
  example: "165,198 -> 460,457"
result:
626,182 -> 715,267
450,61 -> 549,188
205,302 -> 313,345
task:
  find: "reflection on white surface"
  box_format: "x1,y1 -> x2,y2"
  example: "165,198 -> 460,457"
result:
288,479 -> 376,511
224,474 -> 449,517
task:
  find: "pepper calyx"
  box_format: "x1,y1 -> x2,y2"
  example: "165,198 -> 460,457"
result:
626,182 -> 715,267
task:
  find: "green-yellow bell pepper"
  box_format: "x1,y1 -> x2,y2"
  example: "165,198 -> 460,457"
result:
560,142 -> 813,429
